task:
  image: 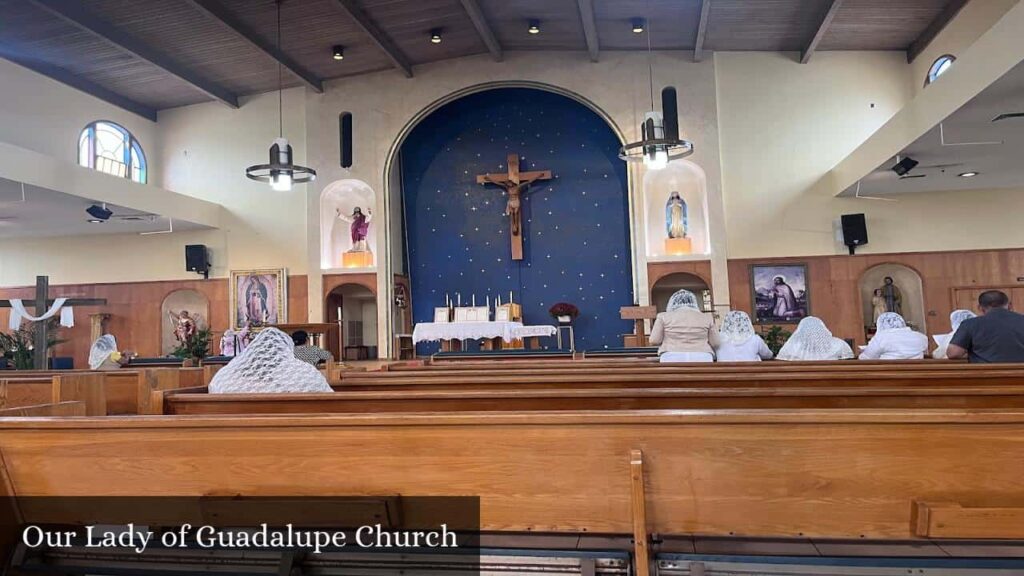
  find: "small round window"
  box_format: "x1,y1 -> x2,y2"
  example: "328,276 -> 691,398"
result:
926,54 -> 955,85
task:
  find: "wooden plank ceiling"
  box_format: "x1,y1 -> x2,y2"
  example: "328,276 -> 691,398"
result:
0,0 -> 963,117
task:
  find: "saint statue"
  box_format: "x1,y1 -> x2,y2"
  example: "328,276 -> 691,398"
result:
771,276 -> 799,319
337,207 -> 373,252
244,277 -> 270,326
665,191 -> 688,239
220,326 -> 251,357
871,289 -> 887,325
168,310 -> 199,344
879,276 -> 903,316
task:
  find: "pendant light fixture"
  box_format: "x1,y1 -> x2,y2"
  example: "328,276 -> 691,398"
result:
619,4 -> 693,170
245,0 -> 315,191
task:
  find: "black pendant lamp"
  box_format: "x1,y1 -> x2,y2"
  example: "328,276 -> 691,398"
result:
619,6 -> 693,170
245,0 -> 315,191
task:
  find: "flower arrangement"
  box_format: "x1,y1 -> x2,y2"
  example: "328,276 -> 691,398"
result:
172,327 -> 212,366
548,302 -> 580,325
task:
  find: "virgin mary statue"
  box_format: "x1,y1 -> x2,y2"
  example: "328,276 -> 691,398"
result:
665,191 -> 688,239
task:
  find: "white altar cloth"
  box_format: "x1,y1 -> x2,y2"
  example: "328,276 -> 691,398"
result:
413,321 -> 556,344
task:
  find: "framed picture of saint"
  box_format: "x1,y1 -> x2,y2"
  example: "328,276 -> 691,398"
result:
229,268 -> 287,330
750,264 -> 809,324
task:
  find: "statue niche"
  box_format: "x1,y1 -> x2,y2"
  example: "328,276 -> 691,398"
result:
859,264 -> 925,337
320,179 -> 377,269
643,160 -> 709,257
160,289 -> 209,355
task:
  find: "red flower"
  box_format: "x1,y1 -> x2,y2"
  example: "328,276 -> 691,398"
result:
548,302 -> 580,319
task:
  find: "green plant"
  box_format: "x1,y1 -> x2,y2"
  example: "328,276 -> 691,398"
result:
0,318 -> 66,369
171,328 -> 212,361
760,325 -> 792,357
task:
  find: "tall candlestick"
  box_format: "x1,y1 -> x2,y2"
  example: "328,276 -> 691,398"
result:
337,306 -> 342,320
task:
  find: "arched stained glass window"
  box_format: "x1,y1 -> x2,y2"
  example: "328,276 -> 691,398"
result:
78,121 -> 147,184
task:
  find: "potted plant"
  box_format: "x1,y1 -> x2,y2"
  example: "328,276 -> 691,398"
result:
172,328 -> 212,367
759,324 -> 791,357
0,318 -> 66,370
548,303 -> 580,326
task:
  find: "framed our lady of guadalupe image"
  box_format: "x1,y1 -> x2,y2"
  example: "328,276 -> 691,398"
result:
750,264 -> 809,324
230,268 -> 288,330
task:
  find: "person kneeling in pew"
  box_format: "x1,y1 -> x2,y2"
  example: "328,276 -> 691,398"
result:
88,335 -> 136,371
209,328 -> 332,394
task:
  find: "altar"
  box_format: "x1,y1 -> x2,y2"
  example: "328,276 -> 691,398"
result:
413,321 -> 557,351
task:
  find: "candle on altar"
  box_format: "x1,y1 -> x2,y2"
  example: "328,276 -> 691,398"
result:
457,293 -> 461,306
497,294 -> 502,307
336,307 -> 342,320
472,294 -> 476,307
445,293 -> 450,306
509,290 -> 513,304
486,295 -> 490,309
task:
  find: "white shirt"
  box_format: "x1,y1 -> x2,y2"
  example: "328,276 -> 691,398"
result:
859,327 -> 929,360
715,336 -> 774,362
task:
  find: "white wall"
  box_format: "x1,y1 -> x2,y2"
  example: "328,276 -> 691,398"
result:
0,59 -> 160,183
158,88 -> 311,274
715,51 -> 915,258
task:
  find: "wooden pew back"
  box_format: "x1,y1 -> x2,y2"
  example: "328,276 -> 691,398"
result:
162,384 -> 1024,415
0,400 -> 86,417
2,410 -> 1023,540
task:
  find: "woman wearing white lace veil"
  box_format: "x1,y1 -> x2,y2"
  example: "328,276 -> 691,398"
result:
89,334 -> 132,371
858,312 -> 928,360
776,316 -> 854,361
932,309 -> 977,359
209,328 -> 332,394
714,310 -> 773,362
650,289 -> 719,363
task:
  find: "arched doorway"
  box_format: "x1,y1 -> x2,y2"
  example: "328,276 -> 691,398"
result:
651,272 -> 712,313
395,86 -> 634,353
325,284 -> 378,360
859,263 -> 926,338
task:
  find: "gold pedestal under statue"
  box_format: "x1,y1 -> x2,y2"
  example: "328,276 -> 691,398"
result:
664,237 -> 692,256
341,250 -> 373,268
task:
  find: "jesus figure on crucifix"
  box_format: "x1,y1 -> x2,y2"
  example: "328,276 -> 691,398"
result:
476,153 -> 552,261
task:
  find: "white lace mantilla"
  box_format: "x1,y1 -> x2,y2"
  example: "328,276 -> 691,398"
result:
413,321 -> 556,344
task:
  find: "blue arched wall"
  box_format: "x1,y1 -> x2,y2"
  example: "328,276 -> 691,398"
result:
400,87 -> 633,352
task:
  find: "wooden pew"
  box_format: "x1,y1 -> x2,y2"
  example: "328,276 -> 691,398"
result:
335,368 -> 1024,391
0,400 -> 85,417
387,358 -> 966,371
161,384 -> 1024,415
1,368 -> 204,415
2,409 -> 1023,541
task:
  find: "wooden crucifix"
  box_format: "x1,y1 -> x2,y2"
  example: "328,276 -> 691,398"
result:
0,276 -> 106,369
476,153 -> 552,261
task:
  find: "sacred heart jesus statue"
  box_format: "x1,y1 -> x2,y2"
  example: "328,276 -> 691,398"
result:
476,153 -> 552,261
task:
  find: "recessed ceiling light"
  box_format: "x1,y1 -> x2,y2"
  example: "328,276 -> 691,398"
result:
430,28 -> 442,44
631,18 -> 645,34
87,219 -> 104,224
332,45 -> 344,60
528,19 -> 541,34
959,171 -> 980,178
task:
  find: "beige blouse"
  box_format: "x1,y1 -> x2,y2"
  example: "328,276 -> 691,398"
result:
649,308 -> 720,356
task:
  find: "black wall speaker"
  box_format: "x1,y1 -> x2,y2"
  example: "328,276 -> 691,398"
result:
185,244 -> 210,278
661,87 -> 679,141
340,112 -> 353,168
841,213 -> 868,254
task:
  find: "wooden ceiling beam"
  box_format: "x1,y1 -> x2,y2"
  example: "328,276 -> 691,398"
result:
801,0 -> 844,64
184,0 -> 324,93
459,0 -> 502,62
908,0 -> 970,64
331,0 -> 413,78
577,0 -> 600,63
0,50 -> 157,121
28,0 -> 239,108
693,0 -> 711,62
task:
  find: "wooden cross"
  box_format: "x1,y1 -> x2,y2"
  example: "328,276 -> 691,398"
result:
0,276 -> 106,369
476,153 -> 552,261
